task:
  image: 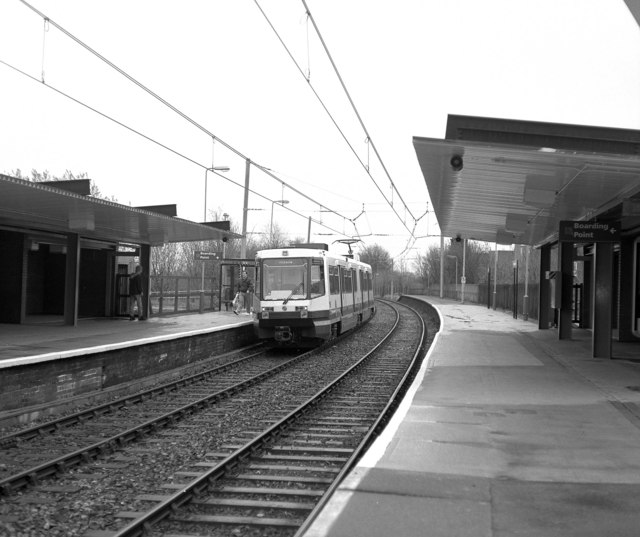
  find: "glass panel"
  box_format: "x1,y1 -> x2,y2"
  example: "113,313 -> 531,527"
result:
311,260 -> 325,298
635,238 -> 640,334
262,258 -> 308,300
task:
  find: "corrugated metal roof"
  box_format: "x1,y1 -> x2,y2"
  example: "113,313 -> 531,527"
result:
0,174 -> 240,245
413,118 -> 640,246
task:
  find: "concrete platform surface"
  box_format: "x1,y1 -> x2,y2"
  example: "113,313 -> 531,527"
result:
0,311 -> 252,368
303,297 -> 640,537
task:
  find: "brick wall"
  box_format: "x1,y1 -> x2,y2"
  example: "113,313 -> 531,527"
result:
0,324 -> 256,412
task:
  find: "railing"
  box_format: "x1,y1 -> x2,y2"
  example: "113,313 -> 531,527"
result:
421,283 -> 542,321
148,276 -> 220,315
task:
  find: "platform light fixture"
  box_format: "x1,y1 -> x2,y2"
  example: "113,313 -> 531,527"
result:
204,166 -> 230,221
270,199 -> 290,238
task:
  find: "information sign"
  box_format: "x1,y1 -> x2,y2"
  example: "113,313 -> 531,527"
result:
195,251 -> 219,260
559,221 -> 620,243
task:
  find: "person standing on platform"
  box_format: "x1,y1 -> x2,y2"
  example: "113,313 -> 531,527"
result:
128,265 -> 145,321
233,269 -> 254,315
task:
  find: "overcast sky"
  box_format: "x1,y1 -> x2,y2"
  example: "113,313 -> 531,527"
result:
1,0 -> 639,259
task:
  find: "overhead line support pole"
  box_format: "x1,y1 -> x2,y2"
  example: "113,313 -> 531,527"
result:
241,159 -> 251,259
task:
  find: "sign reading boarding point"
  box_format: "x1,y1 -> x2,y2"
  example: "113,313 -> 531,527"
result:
559,221 -> 621,243
195,251 -> 219,260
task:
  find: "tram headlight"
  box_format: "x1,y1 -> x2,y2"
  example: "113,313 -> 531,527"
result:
295,306 -> 308,318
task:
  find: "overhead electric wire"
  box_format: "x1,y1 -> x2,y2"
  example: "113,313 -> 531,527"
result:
17,0 -> 360,241
0,57 -> 351,240
253,0 -> 417,240
301,0 -> 418,224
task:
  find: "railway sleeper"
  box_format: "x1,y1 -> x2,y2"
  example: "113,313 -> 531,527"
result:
261,453 -> 348,462
234,473 -> 334,484
247,463 -> 341,473
191,497 -> 315,510
211,485 -> 324,496
170,513 -> 305,527
267,445 -> 353,455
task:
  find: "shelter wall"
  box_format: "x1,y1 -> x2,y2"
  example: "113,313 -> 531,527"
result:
0,230 -> 25,323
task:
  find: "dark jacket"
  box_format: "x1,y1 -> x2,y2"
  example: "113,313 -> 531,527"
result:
237,277 -> 253,293
129,273 -> 143,296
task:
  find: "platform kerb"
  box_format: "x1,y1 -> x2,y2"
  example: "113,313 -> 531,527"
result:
0,324 -> 256,415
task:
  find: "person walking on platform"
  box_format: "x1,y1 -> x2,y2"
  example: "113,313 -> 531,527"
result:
128,265 -> 145,321
233,269 -> 254,315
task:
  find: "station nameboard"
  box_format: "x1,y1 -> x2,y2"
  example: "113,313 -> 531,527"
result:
559,221 -> 621,243
195,251 -> 219,260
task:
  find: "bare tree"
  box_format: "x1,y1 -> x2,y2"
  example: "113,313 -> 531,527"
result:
359,243 -> 392,274
8,168 -> 117,201
151,243 -> 183,276
259,221 -> 289,249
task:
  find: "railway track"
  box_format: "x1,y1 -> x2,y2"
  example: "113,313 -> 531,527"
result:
94,299 -> 426,537
0,346 -> 303,494
0,299 -> 435,536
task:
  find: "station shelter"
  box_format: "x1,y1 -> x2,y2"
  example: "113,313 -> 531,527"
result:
0,174 -> 238,326
414,115 -> 640,359
218,259 -> 257,312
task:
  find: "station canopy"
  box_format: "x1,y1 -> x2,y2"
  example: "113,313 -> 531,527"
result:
0,174 -> 240,246
413,115 -> 640,247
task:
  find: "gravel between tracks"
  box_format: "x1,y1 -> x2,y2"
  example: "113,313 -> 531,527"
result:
0,301 -> 437,537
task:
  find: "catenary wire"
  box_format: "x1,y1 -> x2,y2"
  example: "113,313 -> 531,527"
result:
0,57 -> 352,241
253,0 -> 417,239
301,0 -> 418,224
17,0 -> 360,239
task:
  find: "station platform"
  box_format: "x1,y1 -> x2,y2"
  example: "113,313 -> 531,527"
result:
303,296 -> 640,537
0,311 -> 255,425
0,311 -> 253,367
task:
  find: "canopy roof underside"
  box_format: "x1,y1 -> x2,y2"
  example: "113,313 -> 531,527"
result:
0,174 -> 239,246
413,116 -> 640,246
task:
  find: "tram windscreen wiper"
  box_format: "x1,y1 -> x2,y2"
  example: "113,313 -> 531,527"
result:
283,282 -> 304,305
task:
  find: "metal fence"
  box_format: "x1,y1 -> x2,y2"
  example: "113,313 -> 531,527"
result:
421,282 -> 542,320
149,276 -> 220,315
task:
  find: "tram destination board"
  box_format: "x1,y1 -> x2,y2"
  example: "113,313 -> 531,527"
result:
559,220 -> 621,242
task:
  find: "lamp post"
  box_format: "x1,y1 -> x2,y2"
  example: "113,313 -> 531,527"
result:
270,199 -> 289,239
203,166 -> 230,221
222,213 -> 229,259
201,166 -> 229,314
513,258 -> 519,319
446,254 -> 458,299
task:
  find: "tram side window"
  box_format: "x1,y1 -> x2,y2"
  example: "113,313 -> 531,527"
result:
329,266 -> 339,295
343,269 -> 352,294
635,238 -> 640,334
353,269 -> 358,292
311,260 -> 325,298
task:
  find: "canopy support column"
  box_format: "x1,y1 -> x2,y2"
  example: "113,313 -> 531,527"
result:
64,233 -> 80,326
593,242 -> 613,359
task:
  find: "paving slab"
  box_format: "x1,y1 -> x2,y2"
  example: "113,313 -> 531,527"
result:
303,297 -> 640,537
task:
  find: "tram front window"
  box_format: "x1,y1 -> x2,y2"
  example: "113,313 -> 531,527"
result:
262,259 -> 308,300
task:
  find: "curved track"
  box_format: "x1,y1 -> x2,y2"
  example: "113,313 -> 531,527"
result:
105,300 -> 426,537
0,299 -> 434,536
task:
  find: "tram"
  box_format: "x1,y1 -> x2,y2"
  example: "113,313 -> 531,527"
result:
253,243 -> 375,346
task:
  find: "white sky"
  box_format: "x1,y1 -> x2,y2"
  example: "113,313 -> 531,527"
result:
1,0 -> 639,260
